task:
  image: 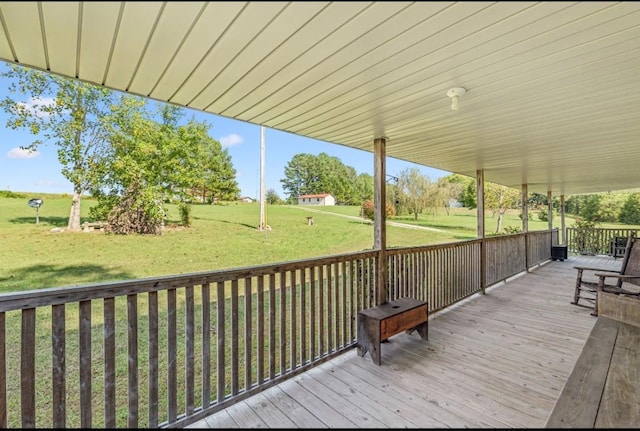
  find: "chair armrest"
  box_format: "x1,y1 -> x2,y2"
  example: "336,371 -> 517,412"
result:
595,273 -> 640,281
574,266 -> 621,273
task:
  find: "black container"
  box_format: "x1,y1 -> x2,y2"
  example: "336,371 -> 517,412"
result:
551,245 -> 568,261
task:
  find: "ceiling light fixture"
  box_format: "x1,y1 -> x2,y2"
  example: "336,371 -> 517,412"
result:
447,87 -> 466,110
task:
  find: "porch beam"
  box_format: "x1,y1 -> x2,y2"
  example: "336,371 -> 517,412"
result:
374,137 -> 387,305
477,169 -> 486,294
522,183 -> 529,272
521,184 -> 529,233
560,195 -> 566,245
547,190 -> 553,234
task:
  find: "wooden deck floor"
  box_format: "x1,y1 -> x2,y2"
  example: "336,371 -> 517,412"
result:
187,254 -> 620,429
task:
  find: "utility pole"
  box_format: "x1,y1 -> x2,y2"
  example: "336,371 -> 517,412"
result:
258,125 -> 267,231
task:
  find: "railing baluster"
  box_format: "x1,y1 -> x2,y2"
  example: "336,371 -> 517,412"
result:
103,298 -> 115,428
268,274 -> 275,381
52,305 -> 65,428
167,288 -> 177,422
279,273 -> 286,375
127,294 -> 138,428
79,301 -> 92,428
230,280 -> 238,395
21,308 -> 36,428
244,278 -> 252,391
290,270 -> 297,370
148,291 -> 159,428
185,286 -> 195,415
215,282 -> 225,404
201,284 -> 211,408
256,276 -> 265,384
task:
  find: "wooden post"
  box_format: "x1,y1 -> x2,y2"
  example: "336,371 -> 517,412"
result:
476,169 -> 486,294
522,183 -> 529,272
374,137 -> 387,305
560,194 -> 566,245
547,190 -> 553,241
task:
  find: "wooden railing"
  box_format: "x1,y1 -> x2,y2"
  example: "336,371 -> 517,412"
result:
566,227 -> 638,256
0,230 -> 556,428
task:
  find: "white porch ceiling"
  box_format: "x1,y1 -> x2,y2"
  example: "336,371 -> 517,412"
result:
0,1 -> 638,196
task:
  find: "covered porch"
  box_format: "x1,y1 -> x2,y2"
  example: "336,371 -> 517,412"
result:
187,253 -> 617,428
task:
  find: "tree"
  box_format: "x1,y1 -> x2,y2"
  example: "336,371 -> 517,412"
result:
485,183 -> 521,234
1,64 -> 114,231
266,189 -> 284,205
395,167 -> 432,220
620,193 -> 640,225
280,152 -> 358,204
91,97 -> 240,233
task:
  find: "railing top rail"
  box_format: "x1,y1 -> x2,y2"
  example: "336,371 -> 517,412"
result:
0,248 -> 377,312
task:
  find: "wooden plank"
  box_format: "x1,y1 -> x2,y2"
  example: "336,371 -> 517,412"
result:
230,280 -> 238,396
148,291 -> 159,428
0,313 -> 6,428
595,322 -> 640,428
21,308 -> 36,428
103,297 -> 116,428
244,278 -> 252,392
256,276 -> 264,385
215,282 -> 225,404
127,294 -> 138,428
545,317 -> 619,428
185,285 -> 195,415
51,305 -> 65,428
200,284 -> 210,408
79,301 -> 91,428
168,288 -> 178,422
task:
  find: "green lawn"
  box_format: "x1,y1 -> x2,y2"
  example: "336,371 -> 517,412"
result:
1,193 -> 635,292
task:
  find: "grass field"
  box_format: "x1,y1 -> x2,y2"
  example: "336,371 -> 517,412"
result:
2,191 -> 637,427
0,191 -> 630,292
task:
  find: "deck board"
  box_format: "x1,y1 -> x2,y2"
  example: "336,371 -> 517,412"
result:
188,254 -> 620,428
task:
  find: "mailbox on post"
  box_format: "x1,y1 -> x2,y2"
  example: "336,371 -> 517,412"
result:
27,198 -> 43,224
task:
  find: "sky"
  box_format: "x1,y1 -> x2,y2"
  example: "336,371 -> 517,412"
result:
0,62 -> 450,200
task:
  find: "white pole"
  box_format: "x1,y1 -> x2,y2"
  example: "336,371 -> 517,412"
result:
259,126 -> 266,230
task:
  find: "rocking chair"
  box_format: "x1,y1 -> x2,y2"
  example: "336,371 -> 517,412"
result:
572,233 -> 640,316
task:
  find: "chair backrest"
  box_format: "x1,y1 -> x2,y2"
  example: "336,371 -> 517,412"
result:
619,233 -> 640,286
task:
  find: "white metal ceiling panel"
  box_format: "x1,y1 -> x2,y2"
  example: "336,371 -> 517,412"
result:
78,2 -> 122,84
0,1 -> 639,196
149,1 -> 246,102
103,2 -> 164,90
127,1 -> 206,97
41,2 -> 79,77
171,2 -> 289,107
217,1 -> 395,119
0,2 -> 45,67
190,2 -> 329,110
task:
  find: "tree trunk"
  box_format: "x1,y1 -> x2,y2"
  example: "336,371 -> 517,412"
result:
67,190 -> 82,231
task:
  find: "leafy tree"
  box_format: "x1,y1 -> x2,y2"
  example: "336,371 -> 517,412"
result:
485,183 -> 520,234
91,97 -> 239,233
395,167 -> 432,220
266,188 -> 284,205
620,193 -> 640,224
354,173 -> 374,202
280,152 -> 358,204
1,64 -> 114,230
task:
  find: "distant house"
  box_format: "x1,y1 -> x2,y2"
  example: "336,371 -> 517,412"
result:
297,193 -> 335,206
238,196 -> 254,203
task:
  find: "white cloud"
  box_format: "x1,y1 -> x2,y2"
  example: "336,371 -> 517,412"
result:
7,147 -> 40,159
219,133 -> 243,147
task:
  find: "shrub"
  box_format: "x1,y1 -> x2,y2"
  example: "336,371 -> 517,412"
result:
360,200 -> 395,221
178,201 -> 192,227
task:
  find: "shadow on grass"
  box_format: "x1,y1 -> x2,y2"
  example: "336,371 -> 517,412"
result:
0,263 -> 135,293
10,216 -> 69,227
194,216 -> 258,230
